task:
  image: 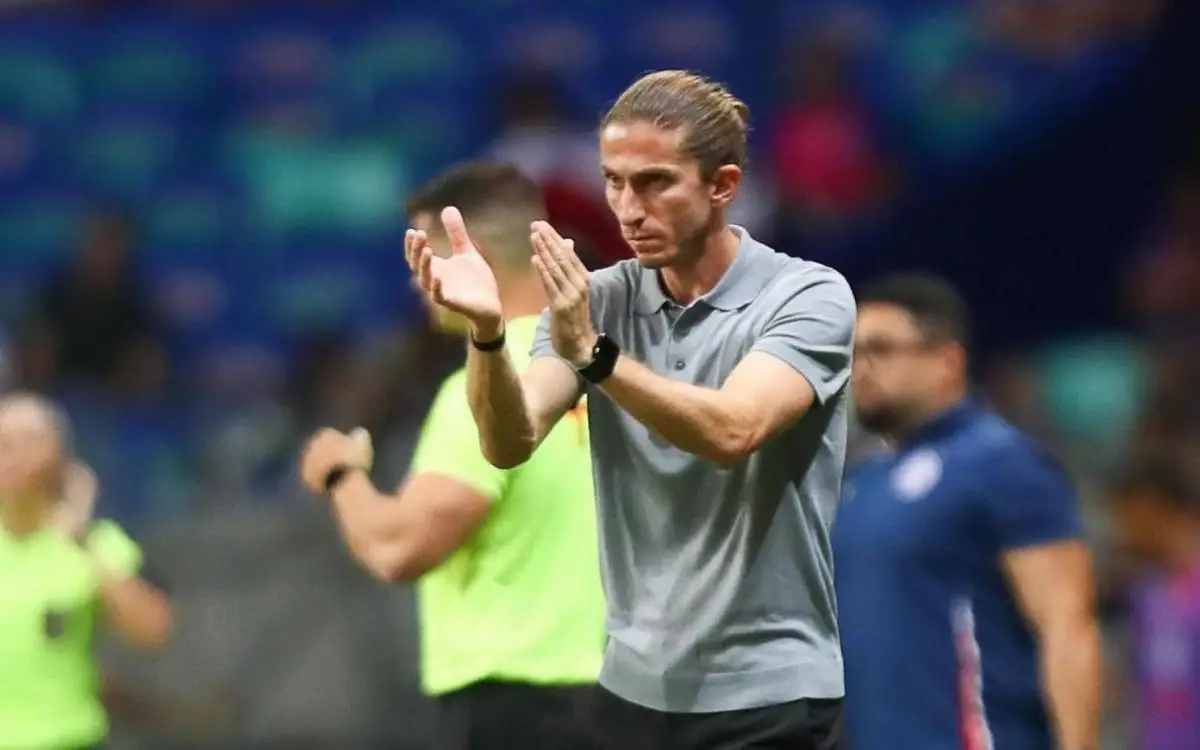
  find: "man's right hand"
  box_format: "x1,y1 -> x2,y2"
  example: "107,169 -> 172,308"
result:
405,206 -> 504,338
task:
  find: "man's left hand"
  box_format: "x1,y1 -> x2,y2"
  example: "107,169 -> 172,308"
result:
530,220 -> 598,367
299,428 -> 374,494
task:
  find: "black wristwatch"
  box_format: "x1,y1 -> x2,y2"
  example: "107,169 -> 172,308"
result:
470,325 -> 506,352
575,334 -> 619,384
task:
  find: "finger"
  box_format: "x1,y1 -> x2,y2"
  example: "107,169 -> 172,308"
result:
562,237 -> 590,278
540,231 -> 585,294
530,255 -> 562,301
552,236 -> 588,289
404,230 -> 426,270
417,247 -> 435,291
349,427 -> 374,470
536,222 -> 587,283
532,220 -> 565,246
531,231 -> 571,294
440,206 -> 473,255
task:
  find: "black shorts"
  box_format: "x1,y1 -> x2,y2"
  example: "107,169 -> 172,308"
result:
434,679 -> 597,750
590,685 -> 843,750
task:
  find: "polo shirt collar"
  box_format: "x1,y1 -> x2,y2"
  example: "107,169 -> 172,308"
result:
633,226 -> 763,315
903,396 -> 982,447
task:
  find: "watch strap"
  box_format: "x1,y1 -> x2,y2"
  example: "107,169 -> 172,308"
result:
576,335 -> 619,384
470,326 -> 506,352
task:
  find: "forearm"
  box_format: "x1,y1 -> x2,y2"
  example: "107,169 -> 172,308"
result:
601,355 -> 748,465
95,571 -> 172,650
329,472 -> 415,580
465,323 -> 538,468
1040,616 -> 1102,750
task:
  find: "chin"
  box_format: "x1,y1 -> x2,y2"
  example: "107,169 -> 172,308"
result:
630,243 -> 677,269
854,405 -> 898,435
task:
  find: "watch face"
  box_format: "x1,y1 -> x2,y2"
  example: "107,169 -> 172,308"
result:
580,334 -> 619,383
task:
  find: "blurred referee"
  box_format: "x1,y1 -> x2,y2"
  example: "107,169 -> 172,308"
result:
0,393 -> 172,750
300,162 -> 604,750
833,275 -> 1101,750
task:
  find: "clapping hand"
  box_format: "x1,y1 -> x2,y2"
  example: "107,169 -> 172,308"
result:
530,221 -> 598,367
405,207 -> 504,339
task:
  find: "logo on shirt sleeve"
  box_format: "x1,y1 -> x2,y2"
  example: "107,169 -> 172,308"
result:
891,448 -> 943,501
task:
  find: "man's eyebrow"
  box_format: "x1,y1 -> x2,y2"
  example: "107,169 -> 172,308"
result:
601,165 -> 680,179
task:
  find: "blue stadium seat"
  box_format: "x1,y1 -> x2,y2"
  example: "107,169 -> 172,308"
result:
223,129 -> 408,242
0,116 -> 52,187
0,191 -> 82,269
0,48 -> 78,126
82,35 -> 214,115
341,20 -> 470,107
142,178 -> 244,252
69,110 -> 182,200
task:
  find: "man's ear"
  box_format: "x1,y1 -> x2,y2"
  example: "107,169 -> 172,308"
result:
709,164 -> 742,209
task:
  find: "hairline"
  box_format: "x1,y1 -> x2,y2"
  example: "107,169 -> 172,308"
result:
860,300 -> 964,348
0,392 -> 75,458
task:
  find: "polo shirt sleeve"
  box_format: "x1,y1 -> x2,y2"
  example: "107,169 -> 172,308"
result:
751,268 -> 856,404
530,308 -> 564,362
981,441 -> 1083,549
409,373 -> 509,502
86,520 -> 143,579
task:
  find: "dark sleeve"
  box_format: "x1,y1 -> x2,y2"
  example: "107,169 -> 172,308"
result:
981,441 -> 1083,549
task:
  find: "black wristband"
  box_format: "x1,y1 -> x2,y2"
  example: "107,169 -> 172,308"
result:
470,326 -> 506,352
323,465 -> 357,494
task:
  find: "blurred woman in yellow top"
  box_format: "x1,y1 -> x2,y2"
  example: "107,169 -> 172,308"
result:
0,393 -> 172,750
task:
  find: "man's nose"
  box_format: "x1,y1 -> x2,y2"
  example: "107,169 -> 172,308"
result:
613,190 -> 646,227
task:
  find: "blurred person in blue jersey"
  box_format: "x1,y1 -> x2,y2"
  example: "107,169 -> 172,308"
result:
833,274 -> 1101,750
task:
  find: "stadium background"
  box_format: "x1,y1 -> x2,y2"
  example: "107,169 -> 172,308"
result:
0,0 -> 1196,747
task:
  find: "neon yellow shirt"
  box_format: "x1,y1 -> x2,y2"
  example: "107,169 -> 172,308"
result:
0,519 -> 142,750
411,315 -> 605,696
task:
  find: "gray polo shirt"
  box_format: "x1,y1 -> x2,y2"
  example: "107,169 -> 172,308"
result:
530,227 -> 855,713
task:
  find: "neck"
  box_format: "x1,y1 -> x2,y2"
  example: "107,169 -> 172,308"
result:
886,386 -> 969,444
0,493 -> 50,538
659,223 -> 740,305
497,271 -> 549,322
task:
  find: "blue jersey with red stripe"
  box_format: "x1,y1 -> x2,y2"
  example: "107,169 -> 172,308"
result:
833,399 -> 1081,750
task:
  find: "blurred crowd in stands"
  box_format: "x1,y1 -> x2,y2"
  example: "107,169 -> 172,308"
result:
0,0 -> 1196,747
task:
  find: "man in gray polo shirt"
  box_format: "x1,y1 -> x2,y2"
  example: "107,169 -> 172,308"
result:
406,70 -> 853,750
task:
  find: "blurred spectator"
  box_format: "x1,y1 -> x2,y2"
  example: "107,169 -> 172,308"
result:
487,74 -> 629,267
1125,169 -> 1200,477
769,32 -> 893,243
980,351 -> 1062,446
984,0 -> 1161,60
22,212 -> 168,400
1127,170 -> 1200,341
488,74 -> 598,196
1108,461 -> 1200,750
287,329 -> 368,432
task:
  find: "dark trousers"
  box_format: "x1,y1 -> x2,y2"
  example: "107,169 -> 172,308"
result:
590,685 -> 843,750
435,679 -> 597,750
